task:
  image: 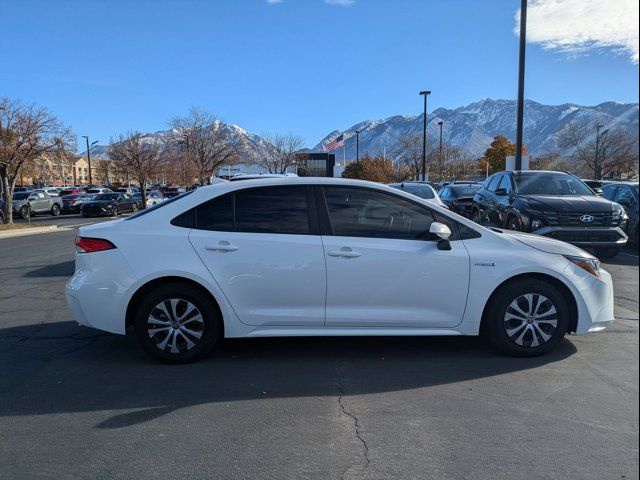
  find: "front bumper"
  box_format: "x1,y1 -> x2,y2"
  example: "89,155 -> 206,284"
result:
531,226 -> 628,247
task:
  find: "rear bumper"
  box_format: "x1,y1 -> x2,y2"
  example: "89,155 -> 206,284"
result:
532,226 -> 628,247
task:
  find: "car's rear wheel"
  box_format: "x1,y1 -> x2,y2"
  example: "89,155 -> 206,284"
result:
51,204 -> 61,216
594,247 -> 620,259
485,279 -> 570,356
134,283 -> 220,363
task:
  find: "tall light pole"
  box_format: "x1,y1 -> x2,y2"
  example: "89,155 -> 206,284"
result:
515,0 -> 527,171
437,120 -> 444,167
82,136 -> 99,186
594,124 -> 607,180
355,130 -> 360,164
419,90 -> 431,181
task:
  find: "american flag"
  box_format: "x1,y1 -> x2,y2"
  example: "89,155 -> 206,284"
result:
325,134 -> 344,151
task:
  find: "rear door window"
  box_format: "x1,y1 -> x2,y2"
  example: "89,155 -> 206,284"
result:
235,186 -> 310,234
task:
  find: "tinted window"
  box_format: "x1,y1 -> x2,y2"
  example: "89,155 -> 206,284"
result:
498,175 -> 512,193
235,186 -> 310,234
13,192 -> 29,200
601,185 -> 617,200
95,194 -> 119,201
487,175 -> 503,192
615,187 -> 635,204
390,183 -> 436,199
195,193 -> 234,231
439,187 -> 450,198
450,185 -> 481,197
128,190 -> 195,221
323,187 -> 435,240
484,175 -> 498,190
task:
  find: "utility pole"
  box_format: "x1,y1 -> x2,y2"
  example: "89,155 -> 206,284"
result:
419,90 -> 431,181
595,124 -> 606,180
82,136 -> 99,186
515,0 -> 527,170
438,120 -> 444,167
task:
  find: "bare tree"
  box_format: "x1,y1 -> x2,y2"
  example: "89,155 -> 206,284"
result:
170,108 -> 240,185
0,97 -> 75,223
392,133 -> 424,181
107,132 -> 166,208
258,133 -> 306,174
557,118 -> 638,179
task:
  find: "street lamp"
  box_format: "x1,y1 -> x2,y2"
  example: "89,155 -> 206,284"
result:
515,0 -> 527,170
419,90 -> 431,181
594,124 -> 608,180
437,120 -> 444,167
82,136 -> 99,186
355,130 -> 360,164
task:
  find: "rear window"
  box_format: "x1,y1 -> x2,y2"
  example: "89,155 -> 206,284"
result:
450,185 -> 481,197
390,183 -> 435,199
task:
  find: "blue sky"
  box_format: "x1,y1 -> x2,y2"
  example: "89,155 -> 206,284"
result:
1,0 -> 638,149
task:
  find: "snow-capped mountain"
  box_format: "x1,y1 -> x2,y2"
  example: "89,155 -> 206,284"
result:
81,121 -> 270,163
315,99 -> 639,158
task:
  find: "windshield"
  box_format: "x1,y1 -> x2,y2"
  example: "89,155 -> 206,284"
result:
450,185 -> 481,197
94,193 -> 119,201
391,184 -> 435,199
514,173 -> 594,196
13,192 -> 30,200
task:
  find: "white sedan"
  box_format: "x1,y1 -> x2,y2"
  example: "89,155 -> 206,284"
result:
66,178 -> 614,363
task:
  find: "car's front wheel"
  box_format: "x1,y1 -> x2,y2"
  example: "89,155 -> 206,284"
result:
51,204 -> 61,216
134,283 -> 220,363
20,206 -> 30,220
485,278 -> 570,356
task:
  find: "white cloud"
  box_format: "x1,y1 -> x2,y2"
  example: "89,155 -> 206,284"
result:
324,0 -> 355,6
266,0 -> 284,4
518,0 -> 639,63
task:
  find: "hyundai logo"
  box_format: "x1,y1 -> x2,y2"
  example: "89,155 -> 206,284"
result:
580,214 -> 594,223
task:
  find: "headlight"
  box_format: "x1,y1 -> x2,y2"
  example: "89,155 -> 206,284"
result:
530,219 -> 543,229
564,255 -> 601,279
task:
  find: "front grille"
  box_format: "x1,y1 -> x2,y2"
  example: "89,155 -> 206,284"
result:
546,231 -> 621,243
542,211 -> 616,227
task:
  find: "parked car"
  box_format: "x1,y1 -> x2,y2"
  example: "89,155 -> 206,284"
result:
67,177 -> 614,363
115,187 -> 137,195
471,170 -> 628,258
59,187 -> 83,197
438,183 -> 482,217
581,179 -> 606,196
229,173 -> 298,182
162,186 -> 185,198
85,187 -> 112,194
36,187 -> 61,196
11,191 -> 63,219
13,186 -> 34,193
602,182 -> 639,247
134,191 -> 166,207
388,182 -> 448,209
61,193 -> 96,214
81,193 -> 138,217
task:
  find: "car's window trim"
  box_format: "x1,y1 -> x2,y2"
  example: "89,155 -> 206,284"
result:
316,184 -> 479,241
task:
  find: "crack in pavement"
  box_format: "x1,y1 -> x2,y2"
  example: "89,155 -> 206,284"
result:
335,361 -> 370,479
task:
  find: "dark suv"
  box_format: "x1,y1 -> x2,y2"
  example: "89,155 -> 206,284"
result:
471,170 -> 628,258
602,182 -> 639,248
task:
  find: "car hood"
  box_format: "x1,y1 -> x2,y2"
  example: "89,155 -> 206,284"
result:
496,228 -> 594,257
519,194 -> 615,213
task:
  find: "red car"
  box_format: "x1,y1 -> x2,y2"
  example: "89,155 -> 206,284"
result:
59,187 -> 83,196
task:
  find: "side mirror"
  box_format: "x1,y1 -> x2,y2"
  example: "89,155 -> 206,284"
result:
429,222 -> 452,250
494,188 -> 509,196
593,188 -> 604,196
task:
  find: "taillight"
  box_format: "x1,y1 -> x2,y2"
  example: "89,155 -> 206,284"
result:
75,236 -> 116,253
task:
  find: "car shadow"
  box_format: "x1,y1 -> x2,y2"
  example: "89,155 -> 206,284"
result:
0,321 -> 577,429
22,260 -> 75,278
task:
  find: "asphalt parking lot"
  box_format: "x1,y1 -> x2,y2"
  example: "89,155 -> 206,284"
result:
0,221 -> 638,480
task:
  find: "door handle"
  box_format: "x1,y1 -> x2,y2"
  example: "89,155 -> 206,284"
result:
205,241 -> 239,252
328,249 -> 361,258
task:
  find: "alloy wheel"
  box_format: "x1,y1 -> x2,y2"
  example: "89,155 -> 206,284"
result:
147,299 -> 205,354
503,293 -> 558,348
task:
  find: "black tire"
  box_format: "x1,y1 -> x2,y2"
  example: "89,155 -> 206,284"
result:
505,214 -> 521,231
134,283 -> 220,364
51,204 -> 61,216
132,203 -> 139,212
20,206 -> 30,220
485,278 -> 570,357
471,209 -> 483,225
594,247 -> 620,259
112,206 -> 119,217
